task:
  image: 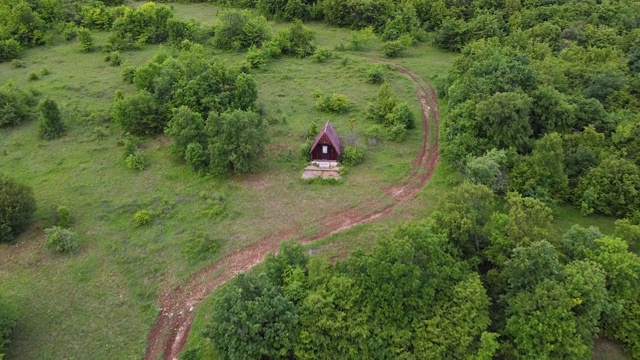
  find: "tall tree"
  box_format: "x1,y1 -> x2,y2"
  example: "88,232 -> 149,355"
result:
205,274 -> 299,360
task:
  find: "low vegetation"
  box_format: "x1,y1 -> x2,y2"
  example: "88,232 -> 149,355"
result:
0,175 -> 36,243
1,0 -> 638,359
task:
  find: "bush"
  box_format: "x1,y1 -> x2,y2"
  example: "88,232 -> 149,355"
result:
105,51 -> 122,66
38,99 -> 65,140
386,102 -> 416,129
40,68 -> 50,76
212,10 -> 271,51
0,175 -> 37,243
366,64 -> 385,84
77,27 -> 94,52
124,152 -> 149,171
133,210 -> 152,227
56,206 -> 71,228
0,39 -> 22,63
340,146 -> 365,166
245,45 -> 268,69
0,81 -> 34,128
311,47 -> 332,63
0,295 -> 16,358
107,3 -> 174,51
387,123 -> 407,142
122,66 -> 136,83
182,232 -> 222,263
168,18 -> 202,46
44,226 -> 79,253
185,142 -> 207,171
28,72 -> 39,81
382,39 -> 409,58
274,20 -> 316,58
300,140 -> 312,161
348,27 -> 376,51
112,90 -> 163,135
60,23 -> 78,40
314,92 -> 351,113
10,59 -> 25,68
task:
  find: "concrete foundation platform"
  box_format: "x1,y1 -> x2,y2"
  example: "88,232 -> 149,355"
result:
301,161 -> 341,180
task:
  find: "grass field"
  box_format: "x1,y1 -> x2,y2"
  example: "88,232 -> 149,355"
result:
0,3 -> 459,359
0,2 -> 632,360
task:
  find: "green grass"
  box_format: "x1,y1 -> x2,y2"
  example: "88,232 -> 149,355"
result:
0,4 -> 458,359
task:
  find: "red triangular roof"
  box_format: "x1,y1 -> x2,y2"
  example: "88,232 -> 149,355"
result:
310,121 -> 342,155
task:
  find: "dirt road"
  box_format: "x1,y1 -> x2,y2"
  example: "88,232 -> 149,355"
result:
144,60 -> 442,360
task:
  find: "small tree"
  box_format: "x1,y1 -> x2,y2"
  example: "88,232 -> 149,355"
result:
38,98 -> 65,139
77,27 -> 94,52
207,110 -> 267,175
0,175 -> 37,243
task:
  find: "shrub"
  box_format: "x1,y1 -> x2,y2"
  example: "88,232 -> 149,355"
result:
366,64 -> 385,84
245,45 -> 268,69
185,142 -> 207,171
105,51 -> 122,66
10,59 -> 25,68
112,90 -> 163,135
121,133 -> 141,158
311,47 -> 332,63
386,102 -> 416,129
314,92 -> 351,113
124,152 -> 148,171
0,81 -> 34,128
28,72 -> 39,81
212,10 -> 271,51
382,39 -> 408,58
56,206 -> 71,228
44,226 -> 79,253
300,140 -> 312,161
133,210 -> 152,227
348,26 -> 376,51
387,123 -> 407,142
364,124 -> 386,140
122,66 -> 136,83
182,232 -> 222,264
38,99 -> 65,140
168,18 -> 200,46
77,27 -> 94,52
61,23 -> 78,40
40,68 -> 50,76
0,39 -> 22,63
0,295 -> 16,358
340,146 -> 365,166
0,175 -> 37,243
274,20 -> 316,58
107,3 -> 174,50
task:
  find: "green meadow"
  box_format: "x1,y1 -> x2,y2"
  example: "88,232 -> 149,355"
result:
0,2 -> 629,359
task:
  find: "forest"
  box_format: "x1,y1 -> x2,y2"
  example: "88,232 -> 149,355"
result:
0,0 -> 639,359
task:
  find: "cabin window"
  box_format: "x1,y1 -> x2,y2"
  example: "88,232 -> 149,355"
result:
322,145 -> 328,154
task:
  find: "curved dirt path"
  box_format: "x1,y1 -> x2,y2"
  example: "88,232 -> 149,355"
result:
144,60 -> 442,360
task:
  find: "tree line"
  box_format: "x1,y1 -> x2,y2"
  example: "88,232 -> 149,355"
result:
186,183 -> 640,360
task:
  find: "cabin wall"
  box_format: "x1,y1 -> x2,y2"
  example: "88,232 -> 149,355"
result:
311,141 -> 339,161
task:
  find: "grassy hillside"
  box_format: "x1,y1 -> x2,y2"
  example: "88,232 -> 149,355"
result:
1,1 -> 630,359
0,3 -> 457,358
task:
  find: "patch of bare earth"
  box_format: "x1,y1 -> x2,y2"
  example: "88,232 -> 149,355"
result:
144,60 -> 442,360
